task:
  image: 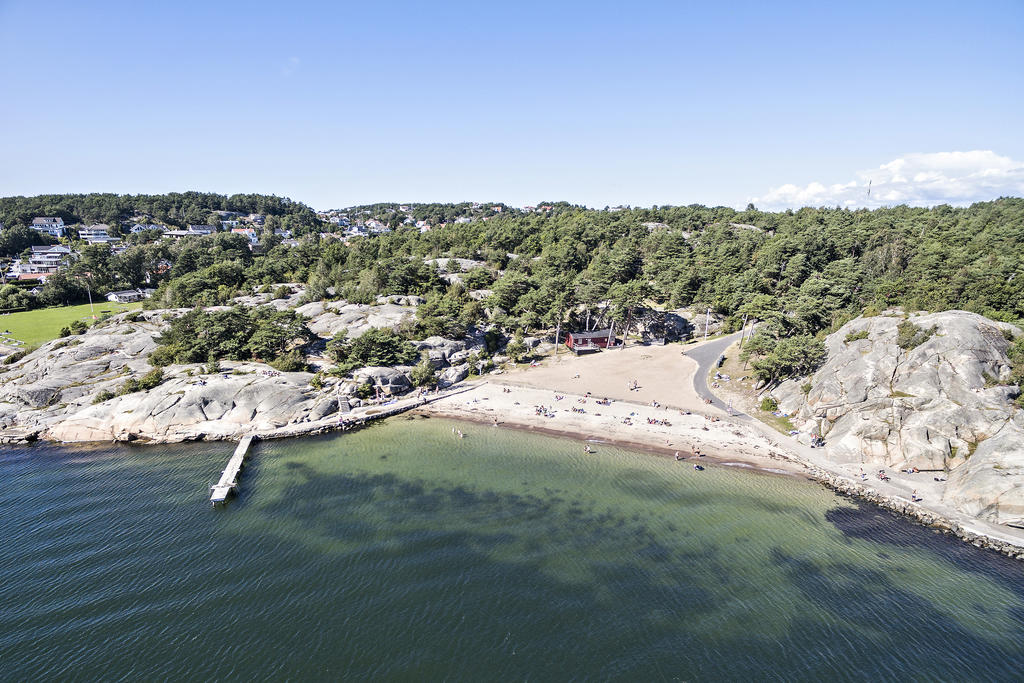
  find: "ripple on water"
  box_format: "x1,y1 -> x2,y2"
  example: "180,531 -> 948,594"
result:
1,420 -> 1024,680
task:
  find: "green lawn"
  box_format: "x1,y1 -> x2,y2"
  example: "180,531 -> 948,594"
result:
0,302 -> 143,347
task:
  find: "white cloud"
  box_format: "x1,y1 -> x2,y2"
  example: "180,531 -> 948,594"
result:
750,151 -> 1024,210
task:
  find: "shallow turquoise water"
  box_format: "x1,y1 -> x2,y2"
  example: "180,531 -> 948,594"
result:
2,415 -> 1024,680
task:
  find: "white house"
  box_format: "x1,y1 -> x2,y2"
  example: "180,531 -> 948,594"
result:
31,217 -> 65,238
186,224 -> 216,235
25,245 -> 73,274
231,228 -> 259,245
106,288 -> 149,303
79,224 -> 111,241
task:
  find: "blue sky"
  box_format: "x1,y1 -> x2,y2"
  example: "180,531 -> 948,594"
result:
1,0 -> 1022,210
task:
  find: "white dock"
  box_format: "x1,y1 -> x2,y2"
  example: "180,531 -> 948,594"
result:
210,435 -> 255,505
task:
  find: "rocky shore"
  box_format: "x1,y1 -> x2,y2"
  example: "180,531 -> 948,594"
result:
808,467 -> 1024,561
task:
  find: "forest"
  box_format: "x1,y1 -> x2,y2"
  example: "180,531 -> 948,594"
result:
0,191 -> 320,235
4,193 -> 1023,384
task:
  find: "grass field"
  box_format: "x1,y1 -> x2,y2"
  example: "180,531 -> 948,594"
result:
0,302 -> 143,347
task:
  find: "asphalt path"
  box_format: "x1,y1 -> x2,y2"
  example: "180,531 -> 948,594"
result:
685,330 -> 750,420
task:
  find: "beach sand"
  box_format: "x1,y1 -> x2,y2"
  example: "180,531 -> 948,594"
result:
415,381 -> 805,475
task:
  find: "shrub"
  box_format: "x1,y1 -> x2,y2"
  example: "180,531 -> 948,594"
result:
896,321 -> 936,350
269,350 -> 308,372
3,349 -> 28,365
272,285 -> 291,300
844,330 -> 869,343
59,326 -> 71,338
137,367 -> 164,391
327,327 -> 419,374
410,359 -> 437,387
760,396 -> 779,412
504,330 -> 528,362
69,319 -> 87,335
356,381 -> 375,399
148,346 -> 176,367
801,382 -> 813,395
92,390 -> 115,404
118,368 -> 164,395
310,372 -> 324,390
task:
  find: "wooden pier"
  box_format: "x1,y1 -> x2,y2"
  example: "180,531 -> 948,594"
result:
210,435 -> 256,505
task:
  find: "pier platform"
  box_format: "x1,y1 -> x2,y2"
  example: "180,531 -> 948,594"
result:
210,435 -> 255,505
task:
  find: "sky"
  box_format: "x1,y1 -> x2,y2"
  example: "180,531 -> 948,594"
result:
1,0 -> 1022,211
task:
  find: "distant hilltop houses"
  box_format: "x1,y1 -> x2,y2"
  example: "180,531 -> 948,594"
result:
0,201 -> 607,290
0,211 -> 282,287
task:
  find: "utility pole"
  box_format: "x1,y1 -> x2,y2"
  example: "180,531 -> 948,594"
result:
85,279 -> 95,317
738,313 -> 749,348
703,307 -> 711,342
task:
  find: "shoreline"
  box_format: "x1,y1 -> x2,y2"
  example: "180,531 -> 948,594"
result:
410,405 -> 806,479
9,366 -> 1024,561
416,380 -> 1024,561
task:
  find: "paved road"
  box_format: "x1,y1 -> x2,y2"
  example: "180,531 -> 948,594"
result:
685,330 -> 750,420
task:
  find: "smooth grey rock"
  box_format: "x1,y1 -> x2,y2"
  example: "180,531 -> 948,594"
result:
353,366 -> 412,393
438,363 -> 469,388
773,310 -> 1024,523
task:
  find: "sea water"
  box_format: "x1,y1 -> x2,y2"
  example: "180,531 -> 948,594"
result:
2,415 -> 1023,680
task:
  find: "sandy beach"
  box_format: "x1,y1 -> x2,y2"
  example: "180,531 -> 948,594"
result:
414,341 -> 808,474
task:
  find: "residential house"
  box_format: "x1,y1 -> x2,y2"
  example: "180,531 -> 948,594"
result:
162,226 -> 214,240
106,288 -> 152,303
231,227 -> 260,245
31,217 -> 65,238
247,213 -> 266,226
186,224 -> 216,235
130,223 -> 163,233
25,245 -> 74,275
78,224 -> 117,244
343,224 -> 369,238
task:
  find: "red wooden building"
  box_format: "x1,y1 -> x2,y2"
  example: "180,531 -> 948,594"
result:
565,329 -> 617,353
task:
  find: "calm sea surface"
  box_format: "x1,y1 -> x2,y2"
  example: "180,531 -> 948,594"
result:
2,415 -> 1024,681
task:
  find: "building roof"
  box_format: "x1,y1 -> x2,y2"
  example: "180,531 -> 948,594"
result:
569,329 -> 613,340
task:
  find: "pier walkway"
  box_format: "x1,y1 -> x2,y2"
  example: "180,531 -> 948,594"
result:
210,435 -> 255,505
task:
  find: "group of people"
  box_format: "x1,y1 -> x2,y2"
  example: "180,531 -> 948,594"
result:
534,405 -> 557,418
646,417 -> 671,427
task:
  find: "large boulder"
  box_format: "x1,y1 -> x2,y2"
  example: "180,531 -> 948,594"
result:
353,366 -> 412,395
305,301 -> 417,338
413,336 -> 467,368
438,363 -> 469,388
773,310 -> 1024,523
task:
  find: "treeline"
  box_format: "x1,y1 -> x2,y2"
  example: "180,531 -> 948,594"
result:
7,192 -> 1024,383
0,192 -> 320,233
